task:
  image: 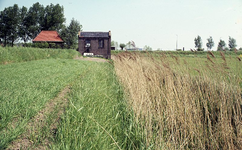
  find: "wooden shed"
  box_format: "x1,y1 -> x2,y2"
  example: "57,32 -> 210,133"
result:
78,31 -> 111,59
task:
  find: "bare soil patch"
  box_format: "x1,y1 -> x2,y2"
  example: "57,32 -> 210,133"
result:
74,56 -> 108,63
7,87 -> 70,150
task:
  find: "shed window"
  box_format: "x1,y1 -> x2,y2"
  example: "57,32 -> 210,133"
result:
98,39 -> 104,48
85,39 -> 91,48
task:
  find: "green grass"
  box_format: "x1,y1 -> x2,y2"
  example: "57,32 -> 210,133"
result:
0,59 -> 92,149
50,62 -> 143,150
115,51 -> 242,78
0,47 -> 80,64
0,48 -> 143,149
112,50 -> 242,57
1,47 -> 241,149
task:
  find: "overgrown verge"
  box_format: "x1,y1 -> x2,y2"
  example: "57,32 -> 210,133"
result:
113,52 -> 242,149
0,47 -> 80,64
50,62 -> 144,149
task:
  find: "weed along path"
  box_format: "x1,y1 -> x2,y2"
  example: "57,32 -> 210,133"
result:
7,86 -> 70,149
47,61 -> 141,150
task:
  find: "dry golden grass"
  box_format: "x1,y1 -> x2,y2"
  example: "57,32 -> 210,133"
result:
113,52 -> 242,149
208,50 -> 216,58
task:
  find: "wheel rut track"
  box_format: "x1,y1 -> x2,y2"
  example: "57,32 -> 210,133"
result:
7,86 -> 70,150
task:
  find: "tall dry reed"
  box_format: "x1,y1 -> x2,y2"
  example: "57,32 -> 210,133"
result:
113,52 -> 242,149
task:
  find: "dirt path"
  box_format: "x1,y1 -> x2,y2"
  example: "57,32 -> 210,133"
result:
7,87 -> 70,150
74,56 -> 108,63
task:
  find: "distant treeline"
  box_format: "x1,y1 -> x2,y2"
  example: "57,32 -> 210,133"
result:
193,35 -> 239,51
0,3 -> 81,48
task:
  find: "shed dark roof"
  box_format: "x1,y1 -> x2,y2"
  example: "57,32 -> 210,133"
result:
33,31 -> 63,42
79,32 -> 110,38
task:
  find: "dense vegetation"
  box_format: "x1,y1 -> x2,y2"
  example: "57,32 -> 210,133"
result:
0,47 -> 142,149
0,46 -> 80,64
50,62 -> 142,150
113,51 -> 242,149
0,59 -> 90,148
0,47 -> 241,149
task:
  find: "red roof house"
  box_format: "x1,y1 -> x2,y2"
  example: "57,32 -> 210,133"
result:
33,31 -> 63,42
33,31 -> 64,48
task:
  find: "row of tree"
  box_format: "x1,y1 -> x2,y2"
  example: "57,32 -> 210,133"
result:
194,36 -> 238,51
0,3 -> 81,48
113,36 -> 239,51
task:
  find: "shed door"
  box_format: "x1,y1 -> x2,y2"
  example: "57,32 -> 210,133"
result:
85,39 -> 91,53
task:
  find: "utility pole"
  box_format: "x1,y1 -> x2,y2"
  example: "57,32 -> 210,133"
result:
176,34 -> 178,50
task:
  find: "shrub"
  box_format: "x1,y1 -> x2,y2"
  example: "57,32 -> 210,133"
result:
49,43 -> 56,48
42,42 -> 49,48
32,43 -> 37,48
63,44 -> 68,49
197,48 -> 204,51
217,47 -> 223,51
224,47 -> 229,51
56,44 -> 62,49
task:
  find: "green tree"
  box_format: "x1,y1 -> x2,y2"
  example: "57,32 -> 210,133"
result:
217,39 -> 226,51
0,9 -> 6,45
18,6 -> 29,43
26,2 -> 45,39
143,45 -> 152,51
9,4 -> 20,46
119,43 -> 126,50
60,18 -> 82,49
228,36 -> 237,49
194,35 -> 203,51
0,3 -> 75,45
60,25 -> 68,46
67,19 -> 81,48
206,36 -> 214,50
40,3 -> 65,31
111,41 -> 115,48
21,3 -> 66,41
126,41 -> 132,49
0,4 -> 20,46
111,41 -> 119,50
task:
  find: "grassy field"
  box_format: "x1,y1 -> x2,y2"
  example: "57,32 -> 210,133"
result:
49,62 -> 143,150
0,47 -> 142,149
1,47 -> 242,149
0,46 -> 79,64
0,59 -> 90,148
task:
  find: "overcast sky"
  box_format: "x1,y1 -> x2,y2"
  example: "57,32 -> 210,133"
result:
1,0 -> 242,50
